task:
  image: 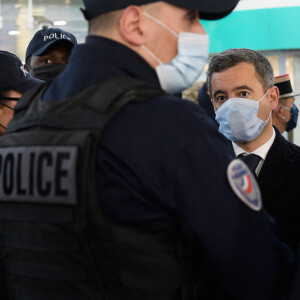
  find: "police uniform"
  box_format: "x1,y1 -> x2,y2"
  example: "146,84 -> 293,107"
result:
0,1 -> 295,299
0,0 -> 298,300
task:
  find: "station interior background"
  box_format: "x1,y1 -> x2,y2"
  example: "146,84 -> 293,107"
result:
1,0 -> 300,145
0,0 -> 87,59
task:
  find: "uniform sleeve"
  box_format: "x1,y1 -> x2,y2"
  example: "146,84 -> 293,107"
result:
170,101 -> 294,300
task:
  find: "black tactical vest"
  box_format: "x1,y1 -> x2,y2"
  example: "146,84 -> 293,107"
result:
0,77 -> 200,300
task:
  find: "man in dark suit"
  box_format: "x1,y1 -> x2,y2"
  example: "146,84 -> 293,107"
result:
207,48 -> 300,254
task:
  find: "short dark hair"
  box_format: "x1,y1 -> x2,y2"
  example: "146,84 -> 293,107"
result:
207,48 -> 274,94
88,10 -> 123,34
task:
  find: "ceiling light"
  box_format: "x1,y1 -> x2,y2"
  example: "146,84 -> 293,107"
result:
8,31 -> 20,35
53,21 -> 67,26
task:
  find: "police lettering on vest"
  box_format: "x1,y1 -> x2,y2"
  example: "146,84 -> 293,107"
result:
0,146 -> 77,204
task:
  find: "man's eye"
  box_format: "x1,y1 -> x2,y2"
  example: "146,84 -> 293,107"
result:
42,59 -> 52,64
187,12 -> 199,23
216,96 -> 227,102
240,91 -> 249,97
189,14 -> 198,22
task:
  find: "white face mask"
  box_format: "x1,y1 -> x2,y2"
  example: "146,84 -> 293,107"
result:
215,89 -> 271,143
141,12 -> 209,95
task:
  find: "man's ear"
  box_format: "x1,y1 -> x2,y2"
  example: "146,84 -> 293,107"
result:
275,105 -> 284,118
119,6 -> 146,46
269,85 -> 279,110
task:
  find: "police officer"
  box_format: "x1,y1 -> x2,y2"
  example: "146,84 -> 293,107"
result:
0,51 -> 43,135
0,1 -> 295,300
272,74 -> 299,133
24,27 -> 77,81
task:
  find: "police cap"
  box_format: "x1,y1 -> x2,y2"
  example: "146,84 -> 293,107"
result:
26,27 -> 77,62
82,0 -> 240,21
274,74 -> 300,99
0,51 -> 43,94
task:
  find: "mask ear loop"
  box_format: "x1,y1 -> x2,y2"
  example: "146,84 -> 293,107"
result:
281,105 -> 291,111
258,88 -> 272,124
141,12 -> 178,66
258,88 -> 270,102
275,105 -> 290,121
264,110 -> 272,125
0,101 -> 15,130
281,105 -> 291,121
141,45 -> 163,65
0,102 -> 15,110
275,105 -> 283,119
143,12 -> 178,37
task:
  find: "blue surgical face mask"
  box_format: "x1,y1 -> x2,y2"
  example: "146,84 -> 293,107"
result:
141,12 -> 209,95
281,104 -> 299,132
215,89 -> 271,143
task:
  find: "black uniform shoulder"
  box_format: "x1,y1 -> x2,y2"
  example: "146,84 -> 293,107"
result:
286,140 -> 300,170
286,138 -> 300,155
99,91 -> 234,171
142,93 -> 220,135
275,128 -> 300,160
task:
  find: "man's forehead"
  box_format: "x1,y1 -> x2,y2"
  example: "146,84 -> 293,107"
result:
211,63 -> 260,90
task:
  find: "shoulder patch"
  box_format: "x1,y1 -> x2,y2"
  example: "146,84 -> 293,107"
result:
227,159 -> 262,211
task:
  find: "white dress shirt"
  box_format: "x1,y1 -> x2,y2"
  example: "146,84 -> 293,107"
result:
232,127 -> 276,176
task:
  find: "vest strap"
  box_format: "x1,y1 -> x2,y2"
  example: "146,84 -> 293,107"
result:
8,286 -> 89,300
3,260 -> 86,281
0,203 -> 74,222
0,232 -> 80,251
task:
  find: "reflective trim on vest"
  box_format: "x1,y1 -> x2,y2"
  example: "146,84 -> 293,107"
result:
0,146 -> 78,204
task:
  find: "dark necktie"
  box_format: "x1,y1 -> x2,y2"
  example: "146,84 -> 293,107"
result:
238,154 -> 261,176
